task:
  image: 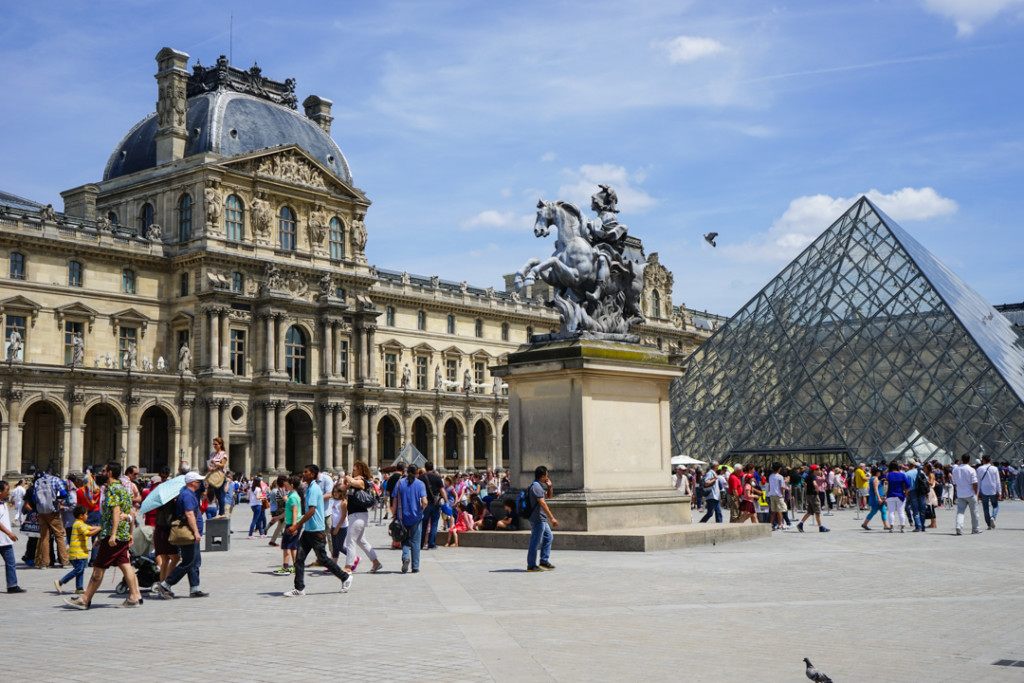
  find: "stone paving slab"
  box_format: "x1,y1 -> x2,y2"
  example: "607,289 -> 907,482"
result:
2,502 -> 1022,682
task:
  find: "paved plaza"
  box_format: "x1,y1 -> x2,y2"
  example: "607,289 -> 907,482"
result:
4,501 -> 1024,682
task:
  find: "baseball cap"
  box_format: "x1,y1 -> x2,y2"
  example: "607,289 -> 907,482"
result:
184,472 -> 203,484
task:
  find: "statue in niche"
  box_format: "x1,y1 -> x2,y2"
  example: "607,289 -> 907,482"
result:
434,364 -> 443,390
178,341 -> 191,373
513,184 -> 646,341
205,186 -> 222,226
264,263 -> 285,291
6,329 -> 22,362
462,368 -> 472,391
307,208 -> 327,246
351,215 -> 367,252
318,272 -> 333,297
251,194 -> 272,238
126,342 -> 138,370
70,331 -> 84,367
147,223 -> 162,241
400,364 -> 411,389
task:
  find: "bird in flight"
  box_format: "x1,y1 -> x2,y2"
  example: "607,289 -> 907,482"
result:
703,232 -> 718,247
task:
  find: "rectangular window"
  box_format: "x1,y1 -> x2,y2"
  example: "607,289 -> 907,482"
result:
64,321 -> 84,366
9,253 -> 24,280
232,272 -> 244,293
230,328 -> 246,375
5,315 -> 26,361
415,356 -> 428,390
501,323 -> 509,342
475,319 -> 483,338
334,287 -> 345,300
118,326 -> 137,369
338,340 -> 348,379
417,311 -> 426,331
122,269 -> 136,294
386,307 -> 395,327
180,273 -> 189,297
474,361 -> 485,393
445,358 -> 458,391
384,352 -> 397,388
68,261 -> 83,287
447,315 -> 455,335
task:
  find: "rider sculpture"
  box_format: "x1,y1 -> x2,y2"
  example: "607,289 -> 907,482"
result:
514,185 -> 645,341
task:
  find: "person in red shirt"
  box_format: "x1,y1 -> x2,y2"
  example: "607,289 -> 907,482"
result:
76,482 -> 100,526
727,466 -> 744,523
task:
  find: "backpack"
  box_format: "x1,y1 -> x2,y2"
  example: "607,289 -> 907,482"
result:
516,488 -> 534,520
914,469 -> 930,496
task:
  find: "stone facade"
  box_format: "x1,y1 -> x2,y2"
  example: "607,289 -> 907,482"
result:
0,47 -> 716,478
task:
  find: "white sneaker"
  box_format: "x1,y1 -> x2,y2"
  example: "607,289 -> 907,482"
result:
341,574 -> 352,593
282,588 -> 305,597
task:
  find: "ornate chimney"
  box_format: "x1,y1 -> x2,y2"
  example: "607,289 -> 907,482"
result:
154,47 -> 190,165
303,95 -> 334,135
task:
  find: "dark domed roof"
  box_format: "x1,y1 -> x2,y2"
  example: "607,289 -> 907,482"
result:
104,90 -> 352,185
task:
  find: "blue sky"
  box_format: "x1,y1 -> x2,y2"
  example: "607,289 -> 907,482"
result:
1,0 -> 1022,316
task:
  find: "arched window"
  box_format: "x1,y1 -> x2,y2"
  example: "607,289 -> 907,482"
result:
285,326 -> 307,383
328,217 -> 345,260
137,202 -> 154,232
107,211 -> 119,225
225,195 -> 244,241
279,206 -> 296,251
447,314 -> 456,335
122,268 -> 136,294
651,289 -> 661,318
177,194 -> 192,242
385,306 -> 395,326
501,322 -> 509,342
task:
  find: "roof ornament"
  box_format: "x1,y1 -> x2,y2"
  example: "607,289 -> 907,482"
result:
187,55 -> 297,109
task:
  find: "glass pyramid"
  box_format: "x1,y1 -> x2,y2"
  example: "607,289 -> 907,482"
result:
671,197 -> 1024,466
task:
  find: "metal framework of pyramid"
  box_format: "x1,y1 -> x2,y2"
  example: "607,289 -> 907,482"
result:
671,197 -> 1024,466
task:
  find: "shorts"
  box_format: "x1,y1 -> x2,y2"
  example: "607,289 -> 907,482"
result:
740,500 -> 756,514
857,486 -> 869,497
281,532 -> 300,551
768,495 -> 787,513
94,538 -> 131,569
153,525 -> 175,556
806,494 -> 822,514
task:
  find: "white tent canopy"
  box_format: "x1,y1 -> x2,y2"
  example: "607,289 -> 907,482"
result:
671,454 -> 706,466
883,429 -> 952,466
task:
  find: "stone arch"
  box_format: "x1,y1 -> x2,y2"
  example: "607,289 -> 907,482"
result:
82,396 -> 128,425
19,393 -> 70,423
411,414 -> 434,460
442,416 -> 465,471
284,406 -> 314,474
472,418 -> 493,469
84,403 -> 123,472
139,404 -> 175,475
376,412 -> 402,465
22,399 -> 66,474
137,397 -> 181,427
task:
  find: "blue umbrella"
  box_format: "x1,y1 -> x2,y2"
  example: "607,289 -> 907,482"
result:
138,475 -> 187,515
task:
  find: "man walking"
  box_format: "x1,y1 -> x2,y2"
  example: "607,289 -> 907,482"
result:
977,455 -> 1001,530
797,465 -> 830,533
526,466 -> 558,572
698,464 -> 725,524
0,481 -> 26,593
951,454 -> 982,535
905,462 -> 927,532
419,461 -> 445,550
283,464 -> 351,597
33,470 -> 70,569
767,463 -> 789,530
392,466 -> 427,573
154,472 -> 208,599
727,465 -> 744,523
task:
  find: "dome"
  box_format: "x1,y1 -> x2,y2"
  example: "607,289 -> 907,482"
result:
103,90 -> 353,185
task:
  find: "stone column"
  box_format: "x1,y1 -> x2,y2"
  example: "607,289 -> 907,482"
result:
358,406 -> 369,466
0,423 -> 8,479
330,324 -> 339,377
179,395 -> 193,466
460,426 -> 471,471
490,427 -> 500,471
126,396 -> 141,469
264,314 -> 275,374
275,315 -> 286,374
7,390 -> 22,475
356,327 -> 367,382
275,401 -> 286,472
264,401 -> 276,472
208,309 -> 220,370
219,398 -> 230,455
69,392 -> 85,474
320,320 -> 331,380
367,407 -> 378,470
432,428 -> 441,468
333,407 -> 344,471
321,403 -> 333,471
219,309 -> 230,371
207,398 -> 218,448
366,327 -> 377,383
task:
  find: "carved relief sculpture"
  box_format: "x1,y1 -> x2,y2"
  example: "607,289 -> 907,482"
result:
250,193 -> 272,242
318,272 -> 333,297
307,206 -> 327,246
147,223 -> 163,241
205,185 -> 222,228
157,356 -> 166,371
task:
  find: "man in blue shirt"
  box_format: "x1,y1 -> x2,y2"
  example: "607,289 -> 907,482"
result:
905,462 -> 926,532
283,464 -> 351,597
154,471 -> 208,599
526,466 -> 559,572
391,468 -> 427,573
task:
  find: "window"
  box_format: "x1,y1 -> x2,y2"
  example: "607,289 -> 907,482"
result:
526,326 -> 533,342
230,329 -> 246,375
122,269 -> 136,294
179,273 -> 189,297
475,319 -> 483,338
338,339 -> 348,379
445,358 -> 458,390
107,211 -> 119,225
9,252 -> 24,280
178,194 -> 192,242
68,260 -> 83,287
118,326 -> 137,369
225,195 -> 244,241
385,306 -> 395,327
5,315 -> 26,361
651,290 -> 661,318
501,322 -> 509,342
384,352 -> 397,388
334,287 -> 345,300
415,356 -> 428,390
474,361 -> 485,393
447,314 -> 455,335
285,325 -> 307,383
232,272 -> 244,293
64,321 -> 84,366
417,311 -> 426,331
278,206 -> 296,251
328,217 -> 345,260
137,202 -> 154,232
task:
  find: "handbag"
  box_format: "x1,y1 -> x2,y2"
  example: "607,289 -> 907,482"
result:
389,481 -> 410,543
206,470 -> 226,488
168,518 -> 196,546
21,511 -> 40,536
350,485 -> 376,511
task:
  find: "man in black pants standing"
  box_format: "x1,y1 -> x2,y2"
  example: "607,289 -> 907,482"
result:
419,462 -> 445,550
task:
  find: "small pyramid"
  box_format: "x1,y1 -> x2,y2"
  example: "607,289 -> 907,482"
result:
671,197 -> 1024,464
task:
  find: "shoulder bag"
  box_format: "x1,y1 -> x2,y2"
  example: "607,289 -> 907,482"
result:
168,518 -> 196,546
389,480 -> 410,543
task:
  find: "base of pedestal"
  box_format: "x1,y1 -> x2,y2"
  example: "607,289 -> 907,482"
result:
547,488 -> 692,531
457,522 -> 769,552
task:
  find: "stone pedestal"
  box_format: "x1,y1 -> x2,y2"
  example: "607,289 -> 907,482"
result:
492,339 -> 690,532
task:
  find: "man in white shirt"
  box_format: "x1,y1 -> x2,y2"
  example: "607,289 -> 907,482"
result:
10,480 -> 26,525
672,467 -> 690,495
951,454 -> 981,535
976,455 -> 1001,530
767,463 -> 789,530
698,463 -> 726,524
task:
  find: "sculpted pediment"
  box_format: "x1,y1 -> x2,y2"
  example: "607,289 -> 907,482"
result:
222,146 -> 366,200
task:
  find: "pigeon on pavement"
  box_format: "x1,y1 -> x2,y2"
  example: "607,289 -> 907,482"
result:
804,658 -> 833,682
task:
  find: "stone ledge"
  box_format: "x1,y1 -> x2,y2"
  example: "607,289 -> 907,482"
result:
455,523 -> 770,552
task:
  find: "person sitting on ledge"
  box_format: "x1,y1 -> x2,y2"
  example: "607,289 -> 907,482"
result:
444,501 -> 474,547
495,500 -> 520,530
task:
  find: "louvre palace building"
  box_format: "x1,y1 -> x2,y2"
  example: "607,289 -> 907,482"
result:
0,48 -> 717,478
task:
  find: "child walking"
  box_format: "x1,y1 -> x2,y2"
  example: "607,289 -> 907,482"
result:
54,505 -> 99,594
273,476 -> 301,575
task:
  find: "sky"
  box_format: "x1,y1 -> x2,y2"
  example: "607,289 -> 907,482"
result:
1,0 -> 1022,317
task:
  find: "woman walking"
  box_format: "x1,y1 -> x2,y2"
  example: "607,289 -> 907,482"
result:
862,467 -> 890,531
248,476 -> 267,538
885,462 -> 911,533
343,461 -> 382,574
924,463 -> 939,529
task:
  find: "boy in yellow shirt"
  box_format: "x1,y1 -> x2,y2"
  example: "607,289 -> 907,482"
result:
54,505 -> 99,594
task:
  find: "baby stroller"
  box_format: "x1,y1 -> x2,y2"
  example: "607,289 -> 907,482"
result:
115,550 -> 160,594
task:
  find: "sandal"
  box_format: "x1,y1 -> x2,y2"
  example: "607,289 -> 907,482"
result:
64,596 -> 90,610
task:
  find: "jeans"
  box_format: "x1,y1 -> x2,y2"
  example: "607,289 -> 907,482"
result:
294,530 -> 348,592
907,492 -> 926,530
210,482 -> 230,516
165,541 -> 202,590
331,527 -> 348,561
1,545 -> 17,589
865,500 -> 888,524
249,505 -> 266,536
980,494 -> 999,527
527,520 -> 553,568
59,558 -> 89,591
402,520 -> 423,570
422,504 -> 441,549
956,495 -> 981,532
699,498 -> 723,523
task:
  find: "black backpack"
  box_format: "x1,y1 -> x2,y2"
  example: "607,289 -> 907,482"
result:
516,488 -> 534,520
914,469 -> 930,496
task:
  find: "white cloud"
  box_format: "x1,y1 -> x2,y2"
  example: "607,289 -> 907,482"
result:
540,152 -> 557,163
921,0 -> 1024,35
460,209 -> 532,231
659,35 -> 727,64
724,188 -> 957,263
557,164 -> 658,214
